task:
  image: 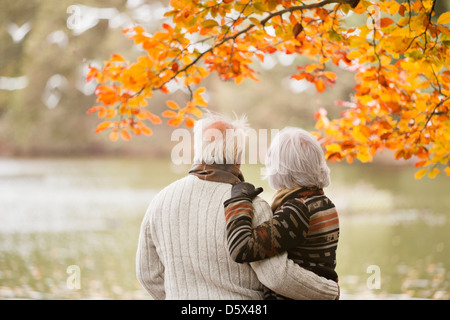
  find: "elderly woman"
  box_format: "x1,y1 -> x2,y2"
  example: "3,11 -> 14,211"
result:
223,127 -> 339,300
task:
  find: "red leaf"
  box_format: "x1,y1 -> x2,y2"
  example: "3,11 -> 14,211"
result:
380,18 -> 394,28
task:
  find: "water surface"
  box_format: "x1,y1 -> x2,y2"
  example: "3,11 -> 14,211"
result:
0,158 -> 448,299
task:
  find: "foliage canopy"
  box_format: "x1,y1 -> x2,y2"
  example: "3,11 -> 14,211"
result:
88,0 -> 450,178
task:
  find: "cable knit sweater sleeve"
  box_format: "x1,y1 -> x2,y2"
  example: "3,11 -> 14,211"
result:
248,197 -> 339,300
136,201 -> 166,300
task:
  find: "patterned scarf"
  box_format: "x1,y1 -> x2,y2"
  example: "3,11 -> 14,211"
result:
271,185 -> 324,212
188,163 -> 245,185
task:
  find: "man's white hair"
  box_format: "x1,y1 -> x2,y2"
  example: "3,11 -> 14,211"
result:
265,127 -> 330,190
193,112 -> 249,165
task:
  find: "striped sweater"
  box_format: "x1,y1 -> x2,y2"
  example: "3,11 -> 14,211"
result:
224,187 -> 339,298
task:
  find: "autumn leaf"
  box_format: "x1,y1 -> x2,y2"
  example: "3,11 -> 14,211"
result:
121,129 -> 131,141
201,19 -> 219,29
162,110 -> 178,118
315,79 -> 326,92
185,117 -> 195,128
87,0 -> 450,179
414,168 -> 428,180
428,168 -> 440,179
95,121 -> 112,133
86,66 -> 99,83
193,87 -> 208,107
87,105 -> 103,114
437,12 -> 450,25
168,117 -> 183,127
166,100 -> 180,110
293,23 -> 304,38
109,131 -> 119,142
110,53 -> 126,62
146,112 -> 162,124
379,18 -> 394,28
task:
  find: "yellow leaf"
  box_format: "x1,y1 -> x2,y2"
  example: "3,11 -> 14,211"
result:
249,17 -> 262,27
427,168 -> 440,178
347,50 -> 361,60
201,19 -> 219,29
326,144 -> 342,153
437,12 -> 450,25
414,168 -> 427,179
193,87 -> 208,107
356,151 -> 372,163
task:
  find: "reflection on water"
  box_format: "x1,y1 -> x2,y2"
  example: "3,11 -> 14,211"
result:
0,158 -> 449,299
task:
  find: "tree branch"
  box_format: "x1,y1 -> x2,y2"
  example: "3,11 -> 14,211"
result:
153,0 -> 358,90
260,0 -> 358,26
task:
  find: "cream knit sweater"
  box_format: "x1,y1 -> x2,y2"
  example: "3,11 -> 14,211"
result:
136,175 -> 339,300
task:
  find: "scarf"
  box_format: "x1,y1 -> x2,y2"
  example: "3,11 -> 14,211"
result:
188,163 -> 244,185
271,185 -> 324,212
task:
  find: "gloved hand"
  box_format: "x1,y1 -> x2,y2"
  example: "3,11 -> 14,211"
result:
224,182 -> 263,207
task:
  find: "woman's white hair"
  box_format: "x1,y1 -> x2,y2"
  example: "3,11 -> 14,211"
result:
265,127 -> 330,189
193,112 -> 249,165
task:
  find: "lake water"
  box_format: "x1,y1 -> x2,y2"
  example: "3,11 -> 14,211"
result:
0,157 -> 448,299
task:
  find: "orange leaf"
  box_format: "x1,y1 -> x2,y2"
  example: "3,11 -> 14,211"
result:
166,100 -> 180,110
140,125 -> 153,136
162,110 -> 178,118
95,121 -> 112,133
121,129 -> 131,141
193,87 -> 208,107
185,117 -> 195,128
414,160 -> 428,168
147,112 -> 162,124
87,105 -> 103,114
86,66 -> 99,83
315,79 -> 326,92
437,12 -> 450,25
186,105 -> 203,118
168,117 -> 183,127
109,131 -> 119,142
111,53 -> 126,62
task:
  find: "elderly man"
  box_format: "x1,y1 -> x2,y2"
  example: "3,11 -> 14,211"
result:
136,113 -> 339,299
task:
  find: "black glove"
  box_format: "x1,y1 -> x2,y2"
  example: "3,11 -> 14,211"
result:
224,182 -> 263,207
